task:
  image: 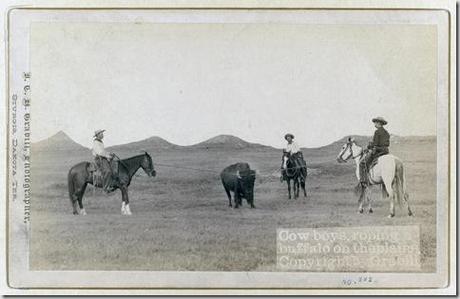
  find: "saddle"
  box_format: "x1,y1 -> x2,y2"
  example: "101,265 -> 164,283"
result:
359,150 -> 388,185
368,158 -> 379,170
282,153 -> 307,179
368,152 -> 388,169
87,158 -> 120,191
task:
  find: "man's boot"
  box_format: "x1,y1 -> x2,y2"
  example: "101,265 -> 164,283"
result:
102,171 -> 112,193
359,162 -> 368,186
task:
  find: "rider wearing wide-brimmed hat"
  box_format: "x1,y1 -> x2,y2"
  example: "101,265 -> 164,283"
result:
281,133 -> 307,179
92,129 -> 117,192
284,133 -> 300,155
92,129 -> 112,159
359,117 -> 390,185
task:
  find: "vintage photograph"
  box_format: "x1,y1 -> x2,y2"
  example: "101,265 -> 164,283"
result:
4,3 -> 455,294
30,20 -> 437,271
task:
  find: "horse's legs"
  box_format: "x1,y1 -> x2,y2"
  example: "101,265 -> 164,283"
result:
287,179 -> 291,199
69,176 -> 81,215
366,187 -> 373,213
120,186 -> 126,215
301,179 -> 307,198
385,180 -> 395,218
292,179 -> 296,199
294,178 -> 299,199
120,186 -> 131,215
77,183 -> 88,215
405,193 -> 413,216
297,180 -> 300,198
69,181 -> 79,215
357,187 -> 366,214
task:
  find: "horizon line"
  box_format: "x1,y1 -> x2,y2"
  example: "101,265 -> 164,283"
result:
32,130 -> 437,151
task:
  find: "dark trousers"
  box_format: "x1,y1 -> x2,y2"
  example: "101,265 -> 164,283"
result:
94,156 -> 114,190
359,147 -> 389,183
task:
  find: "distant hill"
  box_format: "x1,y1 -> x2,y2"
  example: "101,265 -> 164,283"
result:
108,136 -> 179,152
390,135 -> 436,144
32,131 -> 89,153
303,134 -> 436,164
190,135 -> 274,150
308,135 -> 369,151
307,134 -> 436,151
32,131 -> 435,155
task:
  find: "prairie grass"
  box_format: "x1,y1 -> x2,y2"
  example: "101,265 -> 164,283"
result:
30,141 -> 437,272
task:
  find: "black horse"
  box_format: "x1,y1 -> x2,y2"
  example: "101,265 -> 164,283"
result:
281,151 -> 307,199
67,152 -> 156,215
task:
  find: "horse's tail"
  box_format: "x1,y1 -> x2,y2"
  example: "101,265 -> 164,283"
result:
393,159 -> 406,208
68,167 -> 77,206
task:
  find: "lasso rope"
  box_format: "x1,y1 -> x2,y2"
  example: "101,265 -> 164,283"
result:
153,162 -> 307,179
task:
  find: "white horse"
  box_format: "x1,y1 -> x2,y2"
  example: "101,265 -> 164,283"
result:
336,137 -> 413,218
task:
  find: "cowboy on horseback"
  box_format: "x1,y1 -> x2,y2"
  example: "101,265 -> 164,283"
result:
359,117 -> 390,185
280,133 -> 307,198
281,134 -> 307,176
92,129 -> 119,192
284,133 -> 305,166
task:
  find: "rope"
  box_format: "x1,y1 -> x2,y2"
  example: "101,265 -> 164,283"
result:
154,163 -> 221,174
153,162 -> 307,178
112,153 -> 130,170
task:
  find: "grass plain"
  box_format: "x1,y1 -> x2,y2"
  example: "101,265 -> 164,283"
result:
29,137 -> 437,272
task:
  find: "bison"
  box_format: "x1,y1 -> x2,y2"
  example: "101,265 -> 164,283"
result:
220,162 -> 256,208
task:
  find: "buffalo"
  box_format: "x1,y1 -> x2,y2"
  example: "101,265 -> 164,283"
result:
220,162 -> 256,208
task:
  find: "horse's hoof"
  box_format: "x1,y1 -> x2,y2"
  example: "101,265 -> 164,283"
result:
80,209 -> 87,216
368,208 -> 373,214
408,211 -> 414,216
251,205 -> 255,209
358,209 -> 364,214
387,214 -> 395,218
73,211 -> 78,215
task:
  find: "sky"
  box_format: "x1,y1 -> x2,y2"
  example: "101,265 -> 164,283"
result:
31,22 -> 437,148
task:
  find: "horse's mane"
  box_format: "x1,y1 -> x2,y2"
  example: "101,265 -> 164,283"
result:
119,153 -> 150,171
121,153 -> 147,163
349,140 -> 363,149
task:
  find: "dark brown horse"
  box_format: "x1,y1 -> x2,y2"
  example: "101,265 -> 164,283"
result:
67,152 -> 156,215
281,151 -> 307,199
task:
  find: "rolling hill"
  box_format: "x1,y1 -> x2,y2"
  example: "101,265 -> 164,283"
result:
32,131 -> 436,156
108,136 -> 179,152
32,131 -> 89,153
190,135 -> 274,150
314,134 -> 436,150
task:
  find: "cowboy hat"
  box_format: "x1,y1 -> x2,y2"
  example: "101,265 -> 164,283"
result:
284,133 -> 294,140
372,117 -> 387,125
94,129 -> 105,137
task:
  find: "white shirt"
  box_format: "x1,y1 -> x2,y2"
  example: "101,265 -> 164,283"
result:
286,141 -> 300,154
92,139 -> 111,158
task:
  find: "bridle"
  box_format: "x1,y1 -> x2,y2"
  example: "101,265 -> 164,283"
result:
143,154 -> 156,176
337,142 -> 363,163
282,154 -> 299,176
